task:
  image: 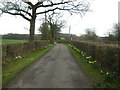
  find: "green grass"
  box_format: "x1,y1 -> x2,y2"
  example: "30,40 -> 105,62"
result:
66,44 -> 119,88
1,39 -> 28,43
2,44 -> 54,87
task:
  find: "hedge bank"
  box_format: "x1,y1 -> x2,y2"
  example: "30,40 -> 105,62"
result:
58,40 -> 120,79
2,40 -> 50,61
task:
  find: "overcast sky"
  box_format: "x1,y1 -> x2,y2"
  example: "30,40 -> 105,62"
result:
0,0 -> 119,36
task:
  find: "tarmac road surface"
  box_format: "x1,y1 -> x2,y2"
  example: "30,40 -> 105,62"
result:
7,44 -> 92,88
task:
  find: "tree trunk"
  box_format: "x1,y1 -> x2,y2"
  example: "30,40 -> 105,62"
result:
29,7 -> 36,42
29,19 -> 35,42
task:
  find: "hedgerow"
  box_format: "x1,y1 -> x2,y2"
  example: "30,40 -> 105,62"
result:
58,40 -> 120,83
2,40 -> 50,62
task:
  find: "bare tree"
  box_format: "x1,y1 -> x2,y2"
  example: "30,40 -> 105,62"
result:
113,24 -> 120,39
79,28 -> 100,42
39,22 -> 50,40
0,0 -> 90,41
106,23 -> 120,43
39,12 -> 66,43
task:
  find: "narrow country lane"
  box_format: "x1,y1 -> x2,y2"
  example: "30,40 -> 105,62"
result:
7,44 -> 92,88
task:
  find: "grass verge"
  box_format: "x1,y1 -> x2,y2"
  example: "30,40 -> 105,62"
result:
66,44 -> 119,88
1,39 -> 28,43
2,44 -> 54,87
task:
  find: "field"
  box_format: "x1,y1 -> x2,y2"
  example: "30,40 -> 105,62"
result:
0,39 -> 28,43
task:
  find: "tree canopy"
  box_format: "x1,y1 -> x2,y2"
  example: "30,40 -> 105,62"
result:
0,0 -> 90,41
39,13 -> 66,43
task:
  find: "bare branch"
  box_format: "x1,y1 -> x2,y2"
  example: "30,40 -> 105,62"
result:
35,1 -> 43,7
4,11 -> 30,21
36,1 -> 72,8
36,5 -> 89,16
0,0 -> 91,41
0,0 -> 32,19
36,8 -> 58,15
14,8 -> 32,17
36,1 -> 90,17
22,1 -> 33,7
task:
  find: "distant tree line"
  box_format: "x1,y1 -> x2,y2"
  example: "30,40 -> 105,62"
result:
2,33 -> 79,41
2,33 -> 41,40
78,23 -> 120,45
